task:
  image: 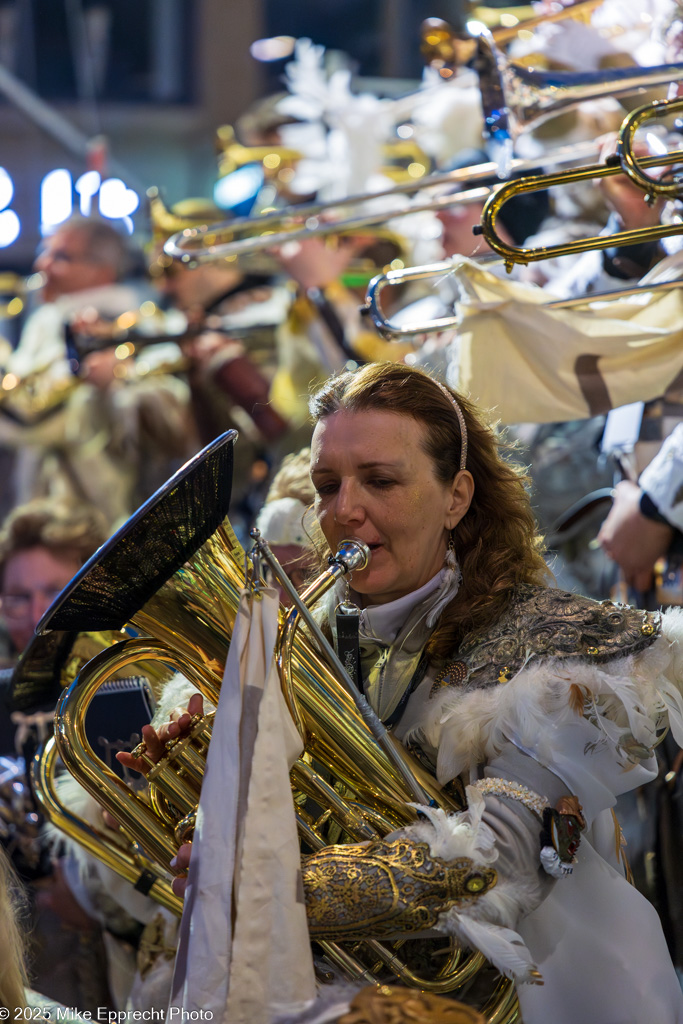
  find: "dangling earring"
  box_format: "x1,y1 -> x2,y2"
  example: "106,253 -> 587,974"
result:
426,532 -> 462,628
445,533 -> 458,573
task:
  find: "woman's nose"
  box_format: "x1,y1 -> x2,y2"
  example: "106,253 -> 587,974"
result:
334,481 -> 364,524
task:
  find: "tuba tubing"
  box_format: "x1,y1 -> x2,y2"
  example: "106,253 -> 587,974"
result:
53,636 -> 215,870
255,530 -> 435,806
32,736 -> 182,915
52,549 -> 454,872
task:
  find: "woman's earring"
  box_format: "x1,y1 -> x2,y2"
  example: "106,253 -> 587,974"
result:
426,533 -> 461,628
445,533 -> 458,572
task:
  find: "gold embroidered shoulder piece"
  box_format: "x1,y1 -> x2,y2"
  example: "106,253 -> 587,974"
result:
432,585 -> 660,694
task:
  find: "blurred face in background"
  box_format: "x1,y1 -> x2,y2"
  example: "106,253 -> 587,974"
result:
153,258 -> 243,315
1,547 -> 81,652
34,227 -> 116,302
436,198 -> 515,259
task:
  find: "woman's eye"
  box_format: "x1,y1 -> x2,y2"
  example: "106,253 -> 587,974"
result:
314,481 -> 338,496
368,478 -> 396,489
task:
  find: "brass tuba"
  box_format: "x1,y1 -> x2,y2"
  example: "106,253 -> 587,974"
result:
13,625 -> 182,914
37,430 -> 518,1020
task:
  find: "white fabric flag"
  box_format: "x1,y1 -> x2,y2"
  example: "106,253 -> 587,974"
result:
446,257 -> 683,424
169,587 -> 316,1023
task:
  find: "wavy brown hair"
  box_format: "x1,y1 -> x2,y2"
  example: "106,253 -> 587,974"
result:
309,363 -> 550,659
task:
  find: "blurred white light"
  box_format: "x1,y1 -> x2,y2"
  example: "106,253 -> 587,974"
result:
0,210 -> 20,247
75,170 -> 101,216
98,178 -> 139,218
250,35 -> 296,62
40,169 -> 73,232
645,131 -> 668,156
465,19 -> 488,36
396,124 -> 414,139
0,168 -> 14,211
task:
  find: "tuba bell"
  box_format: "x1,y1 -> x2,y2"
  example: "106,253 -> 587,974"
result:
37,430 -> 518,1019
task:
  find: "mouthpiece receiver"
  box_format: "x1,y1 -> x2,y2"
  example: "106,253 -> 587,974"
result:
330,539 -> 371,574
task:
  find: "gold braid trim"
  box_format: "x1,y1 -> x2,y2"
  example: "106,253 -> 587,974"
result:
302,837 -> 496,941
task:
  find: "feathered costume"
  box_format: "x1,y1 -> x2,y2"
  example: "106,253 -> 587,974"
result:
302,579 -> 683,1023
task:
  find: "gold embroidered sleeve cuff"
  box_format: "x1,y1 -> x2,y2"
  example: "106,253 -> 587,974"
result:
302,837 -> 497,941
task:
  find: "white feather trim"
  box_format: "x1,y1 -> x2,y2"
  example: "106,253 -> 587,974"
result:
405,793 -> 498,865
404,628 -> 683,785
392,790 -> 542,982
150,673 -> 212,729
437,912 -> 540,983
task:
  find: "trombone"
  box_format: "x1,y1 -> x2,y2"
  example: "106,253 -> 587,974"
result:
475,149 -> 683,271
617,97 -> 683,197
164,142 -> 601,266
164,43 -> 683,267
363,95 -> 683,335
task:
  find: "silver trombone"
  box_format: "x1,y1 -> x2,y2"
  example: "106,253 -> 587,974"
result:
164,143 -> 600,266
363,264 -> 683,339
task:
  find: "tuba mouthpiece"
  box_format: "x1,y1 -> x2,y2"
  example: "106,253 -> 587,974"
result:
331,539 -> 371,574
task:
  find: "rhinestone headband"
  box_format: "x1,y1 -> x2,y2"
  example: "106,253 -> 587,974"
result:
433,380 -> 468,472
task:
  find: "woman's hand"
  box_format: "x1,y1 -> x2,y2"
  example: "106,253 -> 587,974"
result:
598,480 -> 673,591
116,692 -> 205,774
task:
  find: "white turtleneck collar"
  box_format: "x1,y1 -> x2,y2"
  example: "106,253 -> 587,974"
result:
356,569 -> 447,647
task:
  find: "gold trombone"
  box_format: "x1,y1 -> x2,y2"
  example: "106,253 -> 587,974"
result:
363,96 -> 683,334
475,149 -> 683,271
164,49 -> 683,268
617,97 -> 683,197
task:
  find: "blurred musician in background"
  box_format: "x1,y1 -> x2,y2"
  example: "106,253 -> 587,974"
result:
253,446 -> 316,598
0,498 -> 116,1012
0,217 -> 192,530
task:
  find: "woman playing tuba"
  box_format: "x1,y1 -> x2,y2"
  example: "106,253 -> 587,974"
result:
122,362 -> 683,1022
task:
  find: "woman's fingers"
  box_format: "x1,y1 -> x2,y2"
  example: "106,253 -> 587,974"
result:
170,841 -> 193,899
115,693 -> 205,774
187,692 -> 204,717
115,723 -> 165,774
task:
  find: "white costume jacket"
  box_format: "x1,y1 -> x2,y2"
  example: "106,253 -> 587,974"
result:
306,575 -> 683,1024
